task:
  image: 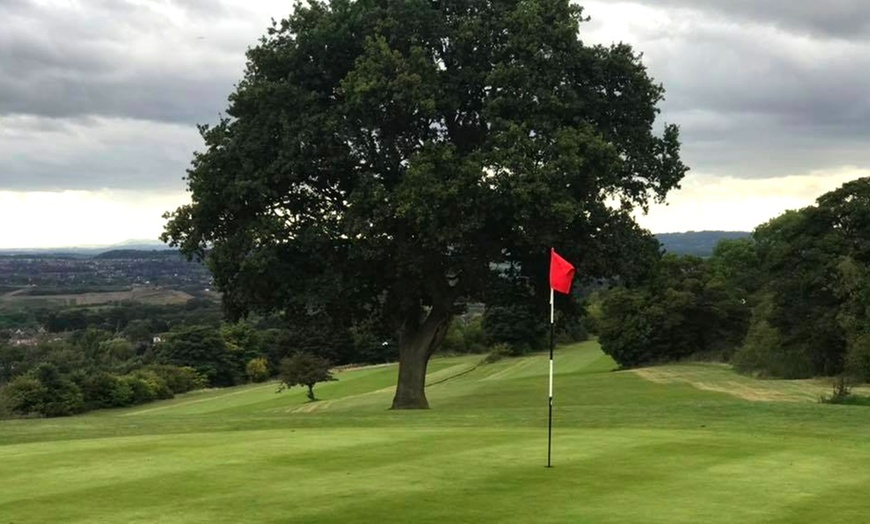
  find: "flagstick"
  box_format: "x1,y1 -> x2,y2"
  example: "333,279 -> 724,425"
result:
548,286 -> 554,468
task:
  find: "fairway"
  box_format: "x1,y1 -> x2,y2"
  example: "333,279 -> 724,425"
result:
2,342 -> 870,523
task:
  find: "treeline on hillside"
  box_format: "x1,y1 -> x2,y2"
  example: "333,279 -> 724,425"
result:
0,299 -> 395,417
0,318 -> 379,418
0,289 -> 586,418
591,178 -> 870,383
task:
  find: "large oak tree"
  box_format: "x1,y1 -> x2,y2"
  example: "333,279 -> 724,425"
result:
162,0 -> 687,409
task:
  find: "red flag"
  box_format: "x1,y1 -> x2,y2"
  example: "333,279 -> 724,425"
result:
549,248 -> 575,294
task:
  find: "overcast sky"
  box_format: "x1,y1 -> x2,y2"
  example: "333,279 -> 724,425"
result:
1,0 -> 868,248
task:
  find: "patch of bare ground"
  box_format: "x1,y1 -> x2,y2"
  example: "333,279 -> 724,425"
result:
629,366 -> 844,403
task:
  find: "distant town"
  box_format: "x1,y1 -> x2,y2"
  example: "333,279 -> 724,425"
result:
0,249 -> 211,292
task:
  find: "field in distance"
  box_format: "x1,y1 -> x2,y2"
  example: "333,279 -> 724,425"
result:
0,286 -> 195,307
2,341 -> 870,523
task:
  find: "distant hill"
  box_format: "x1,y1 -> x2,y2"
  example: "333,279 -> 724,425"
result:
93,249 -> 184,260
655,231 -> 751,257
0,240 -> 170,257
106,240 -> 173,252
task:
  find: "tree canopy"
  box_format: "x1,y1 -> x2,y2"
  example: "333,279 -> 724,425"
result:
733,178 -> 870,380
162,0 -> 687,408
594,177 -> 870,384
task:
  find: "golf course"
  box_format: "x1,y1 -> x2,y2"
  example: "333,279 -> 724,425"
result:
2,341 -> 869,523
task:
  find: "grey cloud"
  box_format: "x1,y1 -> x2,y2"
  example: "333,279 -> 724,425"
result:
656,28 -> 870,134
0,117 -> 200,191
0,72 -> 234,124
0,0 -> 275,124
583,2 -> 870,179
0,0 -> 287,191
3,0 -> 869,193
635,0 -> 870,40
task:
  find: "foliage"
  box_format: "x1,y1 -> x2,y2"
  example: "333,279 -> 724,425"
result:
127,370 -> 174,401
145,365 -> 207,394
483,305 -> 546,356
349,323 -> 398,364
282,313 -> 357,366
709,237 -> 762,300
76,372 -> 135,410
97,338 -> 136,366
440,314 -> 487,354
161,0 -> 686,408
121,375 -> 159,404
818,375 -> 870,406
0,375 -> 47,417
0,344 -> 30,385
482,343 -> 513,364
221,322 -> 264,364
481,272 -> 547,355
733,178 -> 870,379
597,254 -> 750,368
246,357 -> 270,383
278,353 -> 336,401
155,326 -> 237,387
0,364 -> 86,418
845,333 -> 870,383
819,376 -> 854,404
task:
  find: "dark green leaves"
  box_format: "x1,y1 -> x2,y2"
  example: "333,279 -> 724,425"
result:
164,0 -> 686,341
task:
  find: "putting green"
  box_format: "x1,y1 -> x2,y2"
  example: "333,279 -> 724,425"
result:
2,342 -> 870,523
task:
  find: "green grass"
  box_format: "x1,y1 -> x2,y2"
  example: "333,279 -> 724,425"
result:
3,342 -> 870,523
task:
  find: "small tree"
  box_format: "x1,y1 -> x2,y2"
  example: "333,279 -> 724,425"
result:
278,353 -> 336,401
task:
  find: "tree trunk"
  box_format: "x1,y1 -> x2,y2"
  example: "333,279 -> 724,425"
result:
391,303 -> 452,409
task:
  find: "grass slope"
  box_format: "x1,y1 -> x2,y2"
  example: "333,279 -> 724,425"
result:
2,342 -> 870,523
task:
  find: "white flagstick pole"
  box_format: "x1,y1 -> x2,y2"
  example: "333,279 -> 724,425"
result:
548,285 -> 554,468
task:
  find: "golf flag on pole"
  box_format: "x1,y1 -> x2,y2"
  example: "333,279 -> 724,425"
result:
547,248 -> 575,468
549,248 -> 575,295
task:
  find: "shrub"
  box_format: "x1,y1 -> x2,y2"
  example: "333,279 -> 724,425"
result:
31,364 -> 85,417
246,357 -> 270,383
111,379 -> 135,407
130,370 -> 173,400
482,343 -> 513,364
818,376 -> 870,406
122,376 -> 157,404
820,375 -> 853,404
442,316 -> 487,354
146,365 -> 207,394
79,372 -> 134,409
0,375 -> 47,416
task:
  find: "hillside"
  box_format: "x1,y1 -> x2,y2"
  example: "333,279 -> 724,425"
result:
656,230 -> 751,256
